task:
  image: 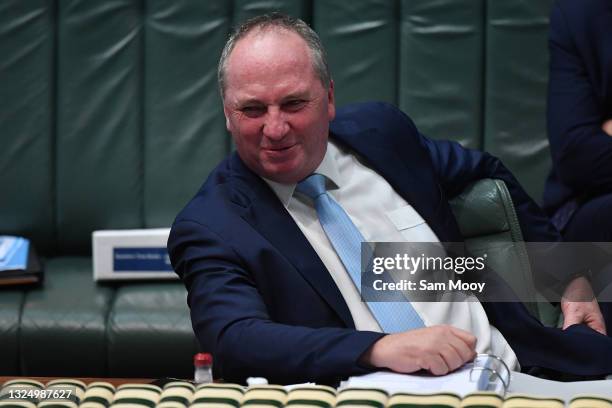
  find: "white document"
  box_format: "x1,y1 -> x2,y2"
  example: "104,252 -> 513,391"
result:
343,354 -> 510,396
343,368 -> 612,399
342,365 -> 482,397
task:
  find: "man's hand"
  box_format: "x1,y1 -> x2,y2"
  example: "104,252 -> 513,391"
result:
361,325 -> 477,375
561,276 -> 607,335
603,119 -> 612,136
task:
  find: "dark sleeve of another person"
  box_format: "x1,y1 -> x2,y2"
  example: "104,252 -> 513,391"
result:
546,1 -> 612,195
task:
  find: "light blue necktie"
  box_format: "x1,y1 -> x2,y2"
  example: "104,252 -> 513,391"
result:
296,173 -> 424,333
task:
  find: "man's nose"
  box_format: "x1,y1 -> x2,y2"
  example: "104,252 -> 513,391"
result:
263,108 -> 289,140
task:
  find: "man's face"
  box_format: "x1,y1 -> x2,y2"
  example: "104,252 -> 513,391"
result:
222,29 -> 335,184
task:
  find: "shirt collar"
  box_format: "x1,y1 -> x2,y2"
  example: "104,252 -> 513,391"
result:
262,141 -> 343,208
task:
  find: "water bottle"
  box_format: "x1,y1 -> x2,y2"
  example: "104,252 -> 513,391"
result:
193,352 -> 213,384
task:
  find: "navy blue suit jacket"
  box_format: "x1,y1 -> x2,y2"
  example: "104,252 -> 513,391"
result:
169,102 -> 612,385
543,0 -> 612,229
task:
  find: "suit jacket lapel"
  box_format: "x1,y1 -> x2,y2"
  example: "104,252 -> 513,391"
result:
229,154 -> 355,328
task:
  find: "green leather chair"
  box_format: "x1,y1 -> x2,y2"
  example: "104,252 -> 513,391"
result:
450,179 -> 561,327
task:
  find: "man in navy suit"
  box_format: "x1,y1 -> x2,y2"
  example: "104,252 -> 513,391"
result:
169,13 -> 610,385
543,0 -> 612,239
543,0 -> 612,328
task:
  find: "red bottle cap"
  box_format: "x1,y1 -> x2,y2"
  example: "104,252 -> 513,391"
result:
194,352 -> 213,367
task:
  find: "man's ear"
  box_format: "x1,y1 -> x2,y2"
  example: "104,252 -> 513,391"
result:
223,105 -> 232,132
327,80 -> 336,121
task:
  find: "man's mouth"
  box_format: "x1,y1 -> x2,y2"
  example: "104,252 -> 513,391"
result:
264,144 -> 296,152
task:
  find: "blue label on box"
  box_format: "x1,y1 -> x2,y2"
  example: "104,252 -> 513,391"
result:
113,247 -> 173,272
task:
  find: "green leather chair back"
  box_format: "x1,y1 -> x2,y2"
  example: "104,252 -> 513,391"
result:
450,179 -> 560,326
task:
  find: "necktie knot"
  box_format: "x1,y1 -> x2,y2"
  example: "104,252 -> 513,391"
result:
296,173 -> 327,200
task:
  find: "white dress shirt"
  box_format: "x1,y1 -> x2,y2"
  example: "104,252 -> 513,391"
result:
263,140 -> 519,370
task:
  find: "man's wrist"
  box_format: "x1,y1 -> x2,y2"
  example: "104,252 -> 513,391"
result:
357,334 -> 388,369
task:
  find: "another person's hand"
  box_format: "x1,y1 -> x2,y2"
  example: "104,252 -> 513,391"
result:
361,325 -> 477,375
602,119 -> 612,136
561,276 -> 607,335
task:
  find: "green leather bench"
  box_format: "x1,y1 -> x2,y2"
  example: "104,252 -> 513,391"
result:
0,0 -> 556,376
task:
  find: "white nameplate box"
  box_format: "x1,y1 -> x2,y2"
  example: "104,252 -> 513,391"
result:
92,228 -> 176,281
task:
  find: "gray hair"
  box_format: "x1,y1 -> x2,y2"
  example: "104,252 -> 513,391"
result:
217,13 -> 331,99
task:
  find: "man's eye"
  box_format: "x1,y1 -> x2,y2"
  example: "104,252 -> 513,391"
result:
241,106 -> 266,118
283,100 -> 306,111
